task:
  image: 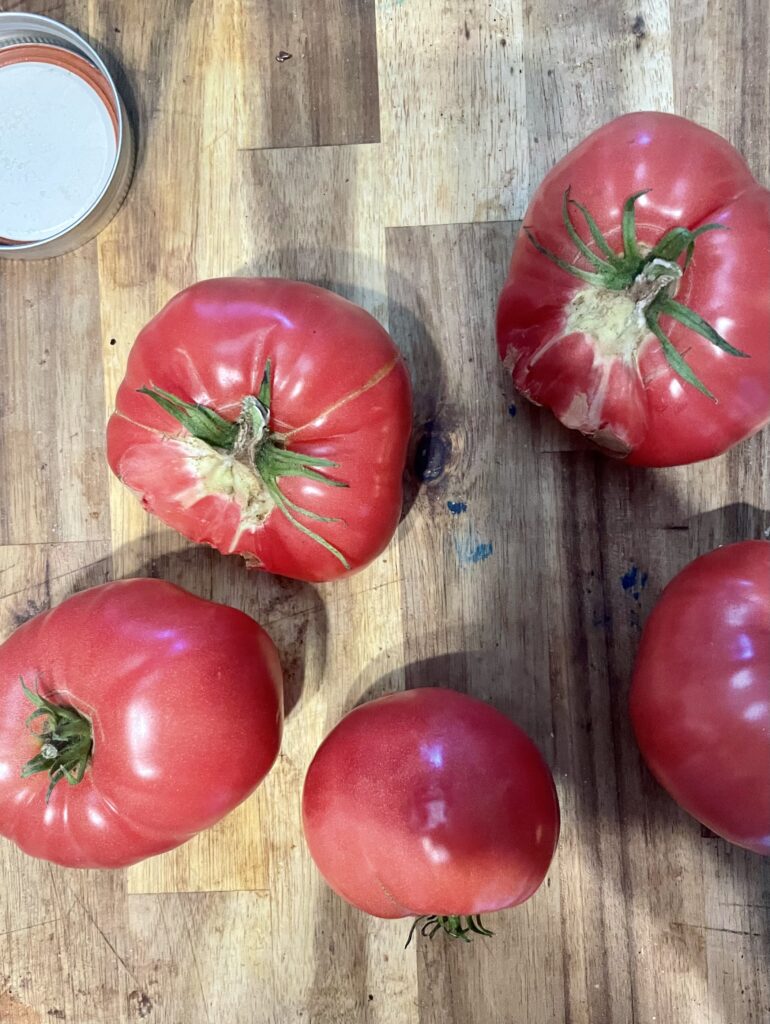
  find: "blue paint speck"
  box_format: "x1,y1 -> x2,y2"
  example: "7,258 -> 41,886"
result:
508,403 -> 517,417
468,542 -> 493,564
621,565 -> 638,591
447,500 -> 467,515
621,564 -> 648,605
456,537 -> 493,565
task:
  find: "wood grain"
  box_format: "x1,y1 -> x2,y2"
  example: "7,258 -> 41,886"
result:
237,0 -> 380,149
0,247 -> 109,545
0,0 -> 768,1020
388,221 -> 568,1024
377,0 -> 528,226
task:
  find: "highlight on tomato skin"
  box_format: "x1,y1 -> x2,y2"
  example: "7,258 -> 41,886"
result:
630,541 -> 770,855
0,579 -> 284,869
106,277 -> 413,584
301,688 -> 560,945
496,112 -> 770,467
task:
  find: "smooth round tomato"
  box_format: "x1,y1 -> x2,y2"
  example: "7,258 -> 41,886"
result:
107,278 -> 413,583
302,688 -> 559,938
0,579 -> 283,868
630,541 -> 769,854
497,112 -> 770,466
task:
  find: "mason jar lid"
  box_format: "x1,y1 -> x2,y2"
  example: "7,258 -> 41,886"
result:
0,13 -> 134,259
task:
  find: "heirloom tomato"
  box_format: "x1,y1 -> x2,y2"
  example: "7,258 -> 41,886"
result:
630,542 -> 769,854
0,579 -> 283,868
107,279 -> 412,582
497,112 -> 770,466
302,688 -> 559,942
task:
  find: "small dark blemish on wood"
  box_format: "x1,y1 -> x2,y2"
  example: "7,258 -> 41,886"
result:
109,338 -> 117,346
464,20 -> 471,40
412,421 -> 451,483
13,596 -> 47,628
500,37 -> 506,46
632,14 -> 647,49
128,990 -> 153,1019
276,50 -> 292,62
48,1011 -> 66,1020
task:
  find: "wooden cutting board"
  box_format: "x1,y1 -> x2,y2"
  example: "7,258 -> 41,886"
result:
0,0 -> 767,1021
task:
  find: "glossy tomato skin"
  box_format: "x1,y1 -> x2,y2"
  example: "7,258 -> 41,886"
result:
497,112 -> 770,466
0,580 -> 283,868
302,688 -> 559,918
107,279 -> 413,583
630,542 -> 770,854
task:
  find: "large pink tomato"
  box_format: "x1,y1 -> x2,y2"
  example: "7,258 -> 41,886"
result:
497,112 -> 770,466
107,279 -> 413,583
630,541 -> 769,854
0,580 -> 283,868
302,688 -> 559,942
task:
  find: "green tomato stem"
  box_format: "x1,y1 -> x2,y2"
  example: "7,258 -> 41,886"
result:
524,188 -> 745,396
139,361 -> 351,568
20,680 -> 93,803
405,914 -> 495,948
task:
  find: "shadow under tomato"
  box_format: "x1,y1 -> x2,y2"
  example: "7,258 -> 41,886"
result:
685,499 -> 770,547
386,274 -> 448,526
348,647 -> 559,754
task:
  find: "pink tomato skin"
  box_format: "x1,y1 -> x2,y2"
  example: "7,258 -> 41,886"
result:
0,579 -> 283,868
631,541 -> 770,854
303,688 -> 560,918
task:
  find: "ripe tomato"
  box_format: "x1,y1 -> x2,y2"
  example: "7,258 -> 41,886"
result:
0,580 -> 283,868
107,279 -> 413,583
497,112 -> 770,466
302,688 -> 559,941
630,542 -> 769,854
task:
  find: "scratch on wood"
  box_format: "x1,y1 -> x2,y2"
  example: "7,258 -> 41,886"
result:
67,889 -> 141,985
0,920 -> 56,941
128,990 -> 154,1018
671,922 -> 765,938
174,895 -> 212,1024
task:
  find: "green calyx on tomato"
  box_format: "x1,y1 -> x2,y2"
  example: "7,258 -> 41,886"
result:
20,680 -> 93,803
525,188 -> 748,398
405,914 -> 494,948
139,360 -> 351,568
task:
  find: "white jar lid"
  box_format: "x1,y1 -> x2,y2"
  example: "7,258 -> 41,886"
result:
0,47 -> 118,243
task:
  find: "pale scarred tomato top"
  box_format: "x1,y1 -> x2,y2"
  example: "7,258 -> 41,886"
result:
497,112 -> 770,466
107,278 -> 413,582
